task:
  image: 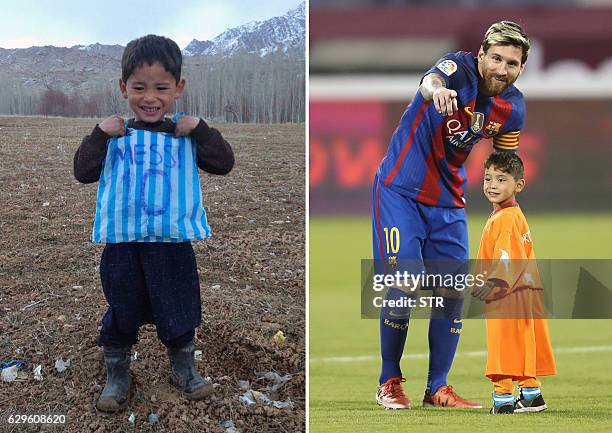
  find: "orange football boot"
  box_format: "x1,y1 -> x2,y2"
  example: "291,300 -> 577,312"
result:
423,385 -> 482,408
376,377 -> 411,409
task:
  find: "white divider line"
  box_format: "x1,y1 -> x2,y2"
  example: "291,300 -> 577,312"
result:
310,74 -> 612,100
310,345 -> 612,364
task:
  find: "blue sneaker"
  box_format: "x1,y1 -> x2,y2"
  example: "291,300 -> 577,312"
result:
490,403 -> 515,414
490,393 -> 515,414
514,389 -> 547,413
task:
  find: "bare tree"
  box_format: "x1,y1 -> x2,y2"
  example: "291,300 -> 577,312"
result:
0,53 -> 305,123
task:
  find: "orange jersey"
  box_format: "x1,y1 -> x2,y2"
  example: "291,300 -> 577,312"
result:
477,205 -> 533,261
477,204 -> 556,379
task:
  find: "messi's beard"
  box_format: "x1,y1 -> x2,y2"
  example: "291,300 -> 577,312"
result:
479,71 -> 511,97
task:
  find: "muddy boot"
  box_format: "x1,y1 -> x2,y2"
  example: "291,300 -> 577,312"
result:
168,341 -> 213,400
96,346 -> 132,412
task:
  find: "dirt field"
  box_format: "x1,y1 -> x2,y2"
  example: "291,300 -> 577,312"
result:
0,117 -> 305,432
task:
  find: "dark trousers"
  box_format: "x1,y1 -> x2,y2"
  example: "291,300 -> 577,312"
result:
97,242 -> 201,348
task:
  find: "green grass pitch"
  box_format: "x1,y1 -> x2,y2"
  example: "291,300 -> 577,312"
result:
309,214 -> 612,433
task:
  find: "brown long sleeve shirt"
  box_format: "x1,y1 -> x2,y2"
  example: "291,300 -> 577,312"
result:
73,117 -> 234,183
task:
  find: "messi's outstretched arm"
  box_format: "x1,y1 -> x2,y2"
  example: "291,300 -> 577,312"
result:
419,72 -> 458,117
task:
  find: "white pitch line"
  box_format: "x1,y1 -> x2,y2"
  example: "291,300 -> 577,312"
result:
310,345 -> 612,364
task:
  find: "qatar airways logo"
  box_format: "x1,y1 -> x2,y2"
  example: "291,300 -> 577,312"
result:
444,118 -> 481,150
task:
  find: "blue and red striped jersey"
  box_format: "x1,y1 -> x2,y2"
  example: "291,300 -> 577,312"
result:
378,51 -> 525,208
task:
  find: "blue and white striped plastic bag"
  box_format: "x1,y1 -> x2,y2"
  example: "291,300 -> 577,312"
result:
92,118 -> 211,243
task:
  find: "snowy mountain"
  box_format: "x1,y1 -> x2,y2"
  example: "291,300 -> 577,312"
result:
0,2 -> 305,97
70,43 -> 124,58
183,1 -> 305,57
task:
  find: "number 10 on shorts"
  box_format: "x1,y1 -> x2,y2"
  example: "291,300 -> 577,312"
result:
383,227 -> 400,254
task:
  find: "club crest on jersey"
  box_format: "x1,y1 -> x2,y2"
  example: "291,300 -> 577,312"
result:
388,256 -> 397,269
470,112 -> 484,133
463,106 -> 484,134
485,120 -> 502,136
436,59 -> 457,76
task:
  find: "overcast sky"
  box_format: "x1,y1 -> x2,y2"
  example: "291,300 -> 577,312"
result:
0,0 -> 303,49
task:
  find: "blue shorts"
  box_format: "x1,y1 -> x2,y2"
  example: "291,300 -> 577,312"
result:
98,242 -> 201,347
372,172 -> 468,272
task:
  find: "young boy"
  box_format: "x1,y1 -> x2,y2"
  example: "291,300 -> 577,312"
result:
472,152 -> 556,414
73,35 -> 234,412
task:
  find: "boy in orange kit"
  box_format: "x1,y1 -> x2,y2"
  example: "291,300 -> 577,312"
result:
472,152 -> 556,414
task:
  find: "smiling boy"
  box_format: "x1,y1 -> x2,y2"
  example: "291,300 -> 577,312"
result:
473,152 -> 556,414
73,35 -> 234,412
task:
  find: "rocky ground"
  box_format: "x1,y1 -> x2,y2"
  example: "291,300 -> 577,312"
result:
0,117 -> 305,432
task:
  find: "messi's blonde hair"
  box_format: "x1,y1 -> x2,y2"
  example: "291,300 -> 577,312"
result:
482,21 -> 530,65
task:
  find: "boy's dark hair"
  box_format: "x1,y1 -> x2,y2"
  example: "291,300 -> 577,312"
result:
485,151 -> 524,180
121,35 -> 182,84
